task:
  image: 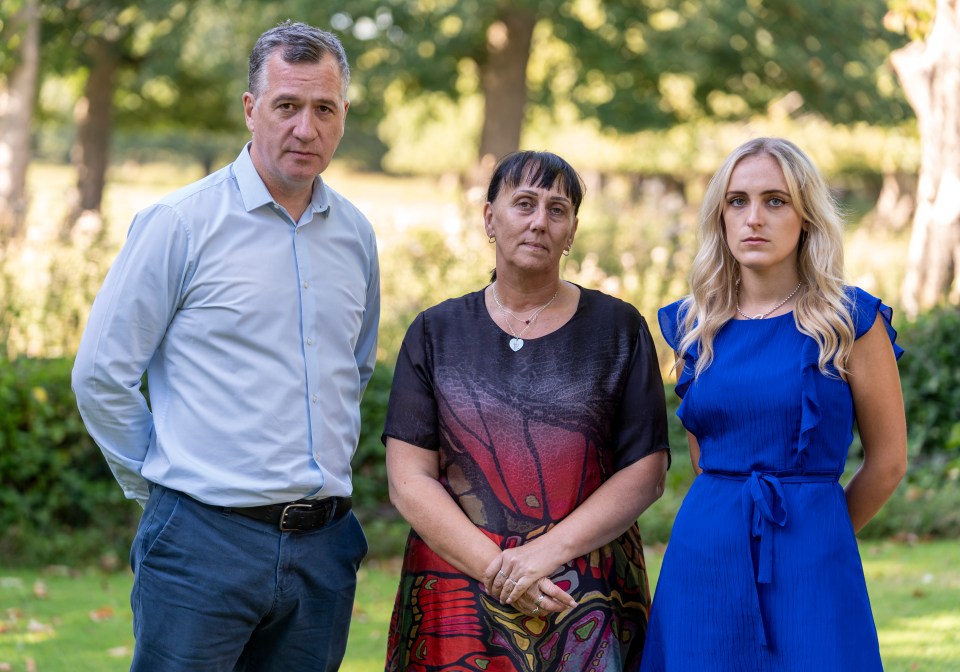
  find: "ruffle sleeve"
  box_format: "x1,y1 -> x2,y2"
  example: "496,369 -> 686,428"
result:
849,286 -> 904,360
796,286 -> 904,470
657,299 -> 698,399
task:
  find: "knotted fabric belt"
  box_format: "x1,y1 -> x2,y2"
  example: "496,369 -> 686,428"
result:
701,469 -> 837,646
225,496 -> 352,532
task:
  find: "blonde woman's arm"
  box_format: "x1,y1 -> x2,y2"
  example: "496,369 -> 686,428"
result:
844,316 -> 908,532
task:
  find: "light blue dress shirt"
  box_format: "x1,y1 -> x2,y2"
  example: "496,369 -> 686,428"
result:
72,145 -> 380,507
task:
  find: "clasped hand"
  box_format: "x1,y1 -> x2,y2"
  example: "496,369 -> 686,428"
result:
482,544 -> 578,618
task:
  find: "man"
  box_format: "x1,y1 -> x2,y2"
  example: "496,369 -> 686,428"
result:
72,21 -> 379,671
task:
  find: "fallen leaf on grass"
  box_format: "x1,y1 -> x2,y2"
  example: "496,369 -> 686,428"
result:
26,659 -> 36,672
27,618 -> 54,634
108,646 -> 132,657
0,662 -> 11,671
89,606 -> 115,622
33,580 -> 48,599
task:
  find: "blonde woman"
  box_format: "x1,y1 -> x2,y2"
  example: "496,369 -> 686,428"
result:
639,137 -> 906,670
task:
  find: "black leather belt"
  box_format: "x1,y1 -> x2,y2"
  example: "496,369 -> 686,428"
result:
227,496 -> 352,532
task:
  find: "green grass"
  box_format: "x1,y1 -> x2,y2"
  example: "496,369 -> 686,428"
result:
2,540 -> 957,671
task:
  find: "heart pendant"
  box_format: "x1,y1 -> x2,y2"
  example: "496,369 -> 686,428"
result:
509,338 -> 524,351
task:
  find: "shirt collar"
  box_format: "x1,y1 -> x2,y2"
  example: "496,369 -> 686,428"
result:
233,142 -> 331,216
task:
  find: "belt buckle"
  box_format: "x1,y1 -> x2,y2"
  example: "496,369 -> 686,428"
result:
279,503 -> 314,532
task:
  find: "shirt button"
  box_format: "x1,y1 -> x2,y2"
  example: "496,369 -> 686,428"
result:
302,281 -> 309,289
306,337 -> 314,346
311,394 -> 318,404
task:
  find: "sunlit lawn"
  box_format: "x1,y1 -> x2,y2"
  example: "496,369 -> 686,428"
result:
1,540 -> 957,671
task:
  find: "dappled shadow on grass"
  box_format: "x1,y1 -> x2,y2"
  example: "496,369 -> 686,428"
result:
864,539 -> 960,672
0,565 -> 134,671
880,610 -> 960,672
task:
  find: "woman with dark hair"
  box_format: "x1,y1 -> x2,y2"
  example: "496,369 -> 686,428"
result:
383,150 -> 671,671
639,137 -> 906,670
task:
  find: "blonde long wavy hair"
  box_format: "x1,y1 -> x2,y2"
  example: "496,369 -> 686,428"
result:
676,137 -> 855,377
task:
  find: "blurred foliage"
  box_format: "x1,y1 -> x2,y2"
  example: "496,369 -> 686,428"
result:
311,0 -> 910,127
352,363 -> 392,514
19,0 -> 918,173
0,357 -> 140,565
30,0 -> 270,170
0,0 -> 32,77
897,306 -> 960,461
885,0 -> 937,41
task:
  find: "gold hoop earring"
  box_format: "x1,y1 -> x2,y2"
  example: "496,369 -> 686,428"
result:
488,235 -> 496,244
562,248 -> 570,257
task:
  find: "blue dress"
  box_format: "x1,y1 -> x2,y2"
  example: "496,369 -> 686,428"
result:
640,287 -> 902,671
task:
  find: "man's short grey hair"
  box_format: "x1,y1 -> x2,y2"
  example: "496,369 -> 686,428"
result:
248,20 -> 350,100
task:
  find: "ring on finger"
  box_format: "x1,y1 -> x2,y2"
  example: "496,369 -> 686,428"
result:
532,605 -> 541,616
535,593 -> 545,606
498,571 -> 508,579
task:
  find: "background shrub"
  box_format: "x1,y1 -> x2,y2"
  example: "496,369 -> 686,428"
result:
896,306 -> 960,462
0,358 -> 140,566
861,305 -> 960,538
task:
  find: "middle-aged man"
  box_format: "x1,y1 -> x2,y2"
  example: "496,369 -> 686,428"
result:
72,20 -> 379,671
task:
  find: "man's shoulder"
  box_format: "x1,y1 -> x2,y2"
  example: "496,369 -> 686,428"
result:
154,162 -> 237,211
321,182 -> 373,229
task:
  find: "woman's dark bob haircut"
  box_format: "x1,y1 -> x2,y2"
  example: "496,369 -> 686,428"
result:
486,151 -> 585,215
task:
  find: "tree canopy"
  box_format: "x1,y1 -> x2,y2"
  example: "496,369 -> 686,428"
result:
301,0 -> 911,166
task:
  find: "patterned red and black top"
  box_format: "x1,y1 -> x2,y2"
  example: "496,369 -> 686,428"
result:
383,286 -> 670,672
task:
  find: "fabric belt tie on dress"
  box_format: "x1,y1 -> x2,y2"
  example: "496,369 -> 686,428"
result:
702,469 -> 837,647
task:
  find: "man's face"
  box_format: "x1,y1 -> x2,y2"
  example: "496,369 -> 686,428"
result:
243,50 -> 349,202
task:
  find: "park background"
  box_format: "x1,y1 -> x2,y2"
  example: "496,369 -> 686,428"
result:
1,0 -> 958,670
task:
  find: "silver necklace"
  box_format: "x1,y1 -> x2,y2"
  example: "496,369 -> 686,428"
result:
492,281 -> 560,351
736,281 -> 802,320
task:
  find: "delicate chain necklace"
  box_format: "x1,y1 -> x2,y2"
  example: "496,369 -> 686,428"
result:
492,281 -> 560,351
736,281 -> 802,320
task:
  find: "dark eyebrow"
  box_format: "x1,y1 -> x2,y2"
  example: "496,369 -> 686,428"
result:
271,93 -> 339,108
513,187 -> 572,205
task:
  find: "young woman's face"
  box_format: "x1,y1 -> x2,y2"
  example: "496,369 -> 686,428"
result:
723,153 -> 805,275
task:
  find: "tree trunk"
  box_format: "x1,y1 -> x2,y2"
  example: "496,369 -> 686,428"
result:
474,6 -> 537,182
0,0 -> 40,250
891,0 -> 960,316
63,37 -> 120,238
861,172 -> 916,232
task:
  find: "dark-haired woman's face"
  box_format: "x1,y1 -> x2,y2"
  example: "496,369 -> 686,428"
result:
484,180 -> 578,279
